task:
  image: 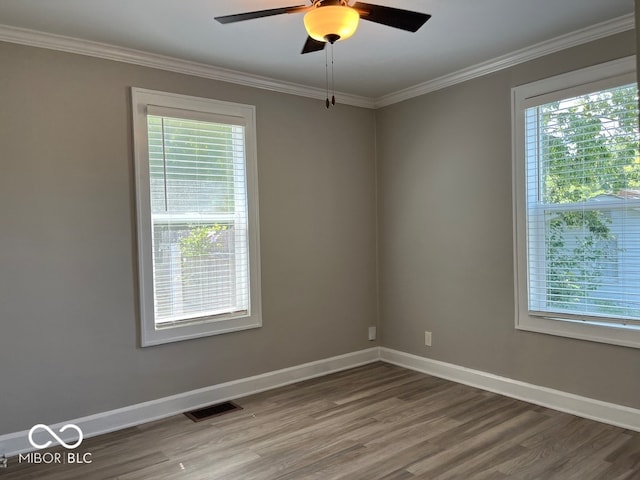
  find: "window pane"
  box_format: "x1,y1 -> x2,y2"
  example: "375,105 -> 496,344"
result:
529,208 -> 639,320
152,222 -> 247,323
148,116 -> 243,215
535,84 -> 640,203
526,83 -> 640,323
147,115 -> 249,325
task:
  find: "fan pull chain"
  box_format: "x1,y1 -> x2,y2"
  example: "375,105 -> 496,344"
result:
325,46 -> 330,108
325,43 -> 337,109
331,43 -> 336,106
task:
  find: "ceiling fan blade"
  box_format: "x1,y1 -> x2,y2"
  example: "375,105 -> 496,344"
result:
301,36 -> 326,54
215,5 -> 309,24
352,2 -> 431,32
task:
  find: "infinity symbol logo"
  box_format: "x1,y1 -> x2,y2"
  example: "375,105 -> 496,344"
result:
28,424 -> 84,450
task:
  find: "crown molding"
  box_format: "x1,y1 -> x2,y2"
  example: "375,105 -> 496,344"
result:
374,13 -> 635,108
0,12 -> 634,110
0,24 -> 376,109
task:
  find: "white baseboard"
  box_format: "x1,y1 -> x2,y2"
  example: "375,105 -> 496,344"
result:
0,347 -> 379,457
3,346 -> 639,458
379,347 -> 640,433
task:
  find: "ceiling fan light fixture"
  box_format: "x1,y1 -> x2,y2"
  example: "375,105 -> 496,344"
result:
303,5 -> 359,43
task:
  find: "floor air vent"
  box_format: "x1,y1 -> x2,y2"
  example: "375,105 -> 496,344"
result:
185,401 -> 243,422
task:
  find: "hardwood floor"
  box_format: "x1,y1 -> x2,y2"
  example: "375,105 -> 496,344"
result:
4,362 -> 640,479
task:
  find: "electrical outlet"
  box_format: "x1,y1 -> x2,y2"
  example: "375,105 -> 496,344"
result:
368,326 -> 377,341
424,331 -> 432,346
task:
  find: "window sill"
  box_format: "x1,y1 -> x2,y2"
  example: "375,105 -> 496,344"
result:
516,314 -> 640,349
141,315 -> 261,347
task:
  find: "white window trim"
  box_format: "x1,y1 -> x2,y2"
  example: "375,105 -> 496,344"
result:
511,56 -> 640,349
131,88 -> 262,346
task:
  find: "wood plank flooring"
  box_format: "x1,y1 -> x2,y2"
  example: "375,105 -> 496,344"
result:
4,362 -> 640,479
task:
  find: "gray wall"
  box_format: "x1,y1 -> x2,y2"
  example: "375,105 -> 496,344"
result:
0,42 -> 378,434
376,30 -> 640,410
1,25 -> 639,436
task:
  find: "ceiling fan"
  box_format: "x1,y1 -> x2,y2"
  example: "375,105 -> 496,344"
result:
214,0 -> 431,54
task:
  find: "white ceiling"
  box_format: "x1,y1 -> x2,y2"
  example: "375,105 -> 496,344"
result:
0,0 -> 634,99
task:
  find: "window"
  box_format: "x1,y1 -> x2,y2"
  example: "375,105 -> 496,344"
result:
132,88 -> 261,346
512,57 -> 640,348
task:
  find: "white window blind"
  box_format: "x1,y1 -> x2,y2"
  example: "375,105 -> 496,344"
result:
132,88 -> 261,346
524,82 -> 640,327
147,112 -> 250,325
